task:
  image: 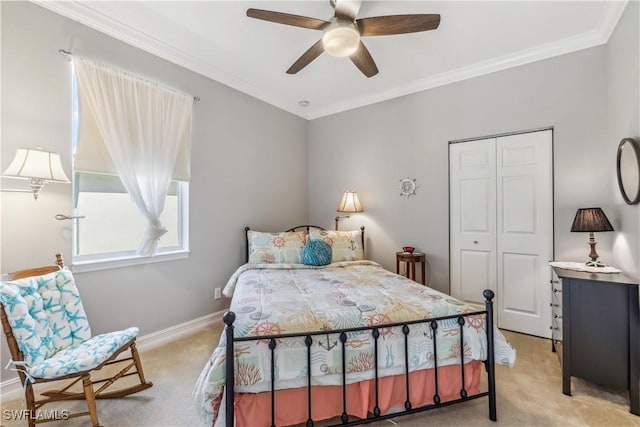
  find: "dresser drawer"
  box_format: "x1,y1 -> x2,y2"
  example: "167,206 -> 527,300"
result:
550,275 -> 562,341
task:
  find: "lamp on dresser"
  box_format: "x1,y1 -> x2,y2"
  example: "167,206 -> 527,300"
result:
335,190 -> 363,230
570,207 -> 614,267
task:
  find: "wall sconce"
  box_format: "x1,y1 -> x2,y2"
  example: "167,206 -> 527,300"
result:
335,190 -> 363,230
570,207 -> 614,267
1,148 -> 70,199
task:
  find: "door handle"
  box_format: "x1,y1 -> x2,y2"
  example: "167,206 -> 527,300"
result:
473,240 -> 478,244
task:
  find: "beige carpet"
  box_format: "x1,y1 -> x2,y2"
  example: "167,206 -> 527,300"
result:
1,326 -> 638,427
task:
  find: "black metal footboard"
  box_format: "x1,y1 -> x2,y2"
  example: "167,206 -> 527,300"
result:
223,289 -> 497,427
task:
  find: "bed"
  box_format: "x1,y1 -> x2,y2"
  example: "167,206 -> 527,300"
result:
193,226 -> 516,427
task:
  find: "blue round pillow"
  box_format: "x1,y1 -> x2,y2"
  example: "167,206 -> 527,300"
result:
302,240 -> 332,266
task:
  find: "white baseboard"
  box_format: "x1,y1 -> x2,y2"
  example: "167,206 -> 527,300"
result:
134,310 -> 223,353
0,310 -> 224,404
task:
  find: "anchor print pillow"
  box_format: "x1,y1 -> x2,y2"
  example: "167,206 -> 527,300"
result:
309,229 -> 364,262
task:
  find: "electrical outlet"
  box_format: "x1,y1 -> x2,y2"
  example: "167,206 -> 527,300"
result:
214,288 -> 222,300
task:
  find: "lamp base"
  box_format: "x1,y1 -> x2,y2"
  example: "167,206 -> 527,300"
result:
585,260 -> 606,267
585,234 -> 605,267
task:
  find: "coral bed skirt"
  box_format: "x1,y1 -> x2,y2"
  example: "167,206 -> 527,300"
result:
219,361 -> 482,427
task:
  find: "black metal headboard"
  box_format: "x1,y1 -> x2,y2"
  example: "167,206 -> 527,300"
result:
244,225 -> 365,263
285,225 -> 327,234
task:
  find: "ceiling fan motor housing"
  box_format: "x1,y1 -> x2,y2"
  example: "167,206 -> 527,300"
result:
322,18 -> 360,57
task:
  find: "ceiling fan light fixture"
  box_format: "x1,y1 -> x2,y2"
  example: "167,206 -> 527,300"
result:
322,23 -> 360,57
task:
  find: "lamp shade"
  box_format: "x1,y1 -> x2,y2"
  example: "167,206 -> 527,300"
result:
2,148 -> 70,183
337,191 -> 363,213
570,208 -> 614,232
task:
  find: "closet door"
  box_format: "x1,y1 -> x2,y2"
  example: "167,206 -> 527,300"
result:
449,138 -> 497,306
496,131 -> 553,338
450,130 -> 553,338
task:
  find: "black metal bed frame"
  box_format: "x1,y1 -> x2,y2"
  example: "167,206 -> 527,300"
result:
222,289 -> 497,427
225,225 -> 497,426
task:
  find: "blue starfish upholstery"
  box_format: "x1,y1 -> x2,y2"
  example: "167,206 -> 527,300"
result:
0,258 -> 152,427
0,269 -> 139,379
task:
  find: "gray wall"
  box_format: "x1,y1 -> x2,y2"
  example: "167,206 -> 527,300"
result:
608,0 -> 640,279
308,20 -> 638,292
1,2 -> 307,372
1,0 -> 638,382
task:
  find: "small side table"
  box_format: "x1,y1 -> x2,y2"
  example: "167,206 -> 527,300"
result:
396,252 -> 426,285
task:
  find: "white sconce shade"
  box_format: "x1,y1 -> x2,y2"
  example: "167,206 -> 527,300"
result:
337,191 -> 364,213
2,148 -> 70,199
335,190 -> 364,230
3,148 -> 70,182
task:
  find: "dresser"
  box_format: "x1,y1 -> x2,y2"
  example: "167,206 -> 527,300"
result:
551,267 -> 639,415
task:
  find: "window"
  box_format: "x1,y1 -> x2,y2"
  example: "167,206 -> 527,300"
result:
72,172 -> 189,270
70,58 -> 192,271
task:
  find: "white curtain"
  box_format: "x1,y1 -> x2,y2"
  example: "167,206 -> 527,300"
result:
73,57 -> 193,256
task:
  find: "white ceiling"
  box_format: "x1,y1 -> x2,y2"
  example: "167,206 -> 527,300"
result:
35,1 -> 627,120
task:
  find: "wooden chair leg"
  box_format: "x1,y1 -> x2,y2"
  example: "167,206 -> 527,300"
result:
25,382 -> 36,427
130,340 -> 148,384
82,374 -> 101,427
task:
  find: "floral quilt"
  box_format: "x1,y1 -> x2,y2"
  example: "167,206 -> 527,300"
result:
193,261 -> 516,424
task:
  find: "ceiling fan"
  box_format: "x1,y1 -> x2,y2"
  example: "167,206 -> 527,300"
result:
246,0 -> 441,78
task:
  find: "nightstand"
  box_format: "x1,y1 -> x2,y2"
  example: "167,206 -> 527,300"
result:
396,252 -> 426,285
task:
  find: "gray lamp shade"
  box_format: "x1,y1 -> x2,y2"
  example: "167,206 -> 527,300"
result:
570,208 -> 614,232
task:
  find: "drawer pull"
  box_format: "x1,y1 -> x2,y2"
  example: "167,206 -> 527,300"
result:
550,303 -> 559,307
549,326 -> 559,330
552,288 -> 561,293
554,315 -> 562,319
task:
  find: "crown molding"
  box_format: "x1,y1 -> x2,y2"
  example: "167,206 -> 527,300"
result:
32,0 -> 628,121
305,1 -> 629,119
31,0 -> 302,118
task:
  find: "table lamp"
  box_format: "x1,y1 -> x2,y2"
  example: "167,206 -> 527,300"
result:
570,207 -> 614,267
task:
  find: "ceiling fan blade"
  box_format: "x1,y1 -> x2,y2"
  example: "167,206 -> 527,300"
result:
247,9 -> 329,30
333,0 -> 363,21
349,41 -> 378,78
357,14 -> 441,36
287,40 -> 325,74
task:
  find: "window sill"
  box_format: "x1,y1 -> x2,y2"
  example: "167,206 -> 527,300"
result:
71,250 -> 190,273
